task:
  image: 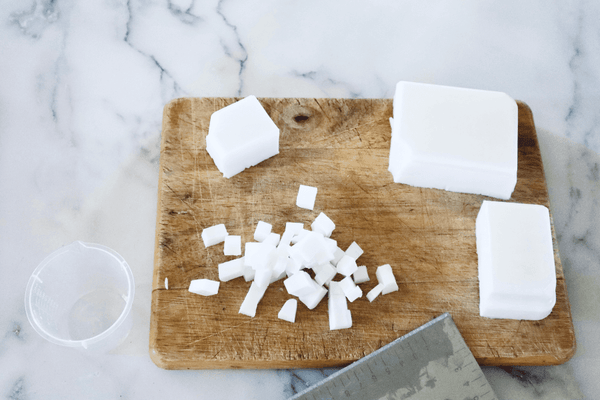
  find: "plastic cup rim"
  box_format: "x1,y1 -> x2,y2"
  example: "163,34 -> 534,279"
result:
24,241 -> 135,349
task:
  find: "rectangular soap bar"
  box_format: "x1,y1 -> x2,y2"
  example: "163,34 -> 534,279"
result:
476,200 -> 556,320
389,81 -> 518,199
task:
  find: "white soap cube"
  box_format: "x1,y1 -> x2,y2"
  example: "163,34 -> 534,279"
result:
218,257 -> 246,282
263,232 -> 281,247
299,284 -> 328,310
291,228 -> 310,244
328,289 -> 352,330
345,242 -> 364,260
224,235 -> 242,256
243,242 -> 261,266
323,237 -> 338,254
254,220 -> 272,242
201,224 -> 228,247
283,271 -> 316,297
389,81 -> 518,200
254,268 -> 272,289
353,265 -> 370,284
346,286 -> 363,303
376,264 -> 398,295
206,95 -> 280,178
311,212 -> 336,237
340,276 -> 362,302
285,257 -> 302,277
289,231 -> 334,266
270,266 -> 287,283
279,222 -> 304,249
366,283 -> 384,302
296,185 -> 318,210
239,281 -> 268,317
244,242 -> 276,270
188,279 -> 220,296
315,263 -> 337,286
270,253 -> 289,279
476,200 -> 556,320
336,255 -> 358,277
285,222 -> 305,234
243,265 -> 255,282
328,281 -> 345,296
278,299 -> 298,323
331,247 -> 345,266
339,276 -> 356,294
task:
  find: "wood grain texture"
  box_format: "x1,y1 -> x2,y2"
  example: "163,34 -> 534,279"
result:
149,97 -> 575,369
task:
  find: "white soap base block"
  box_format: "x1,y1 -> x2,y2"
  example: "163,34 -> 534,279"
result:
206,95 -> 280,179
389,81 -> 518,200
476,200 -> 556,320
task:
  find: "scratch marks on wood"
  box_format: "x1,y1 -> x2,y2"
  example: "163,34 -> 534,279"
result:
189,319 -> 254,345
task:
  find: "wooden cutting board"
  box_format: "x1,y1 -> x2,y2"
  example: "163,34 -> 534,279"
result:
149,97 -> 575,370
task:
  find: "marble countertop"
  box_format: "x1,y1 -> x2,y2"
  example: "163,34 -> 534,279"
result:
1,1 -> 599,398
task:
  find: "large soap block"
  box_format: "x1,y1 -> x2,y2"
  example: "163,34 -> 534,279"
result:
389,81 -> 518,199
206,95 -> 280,178
476,200 -> 556,320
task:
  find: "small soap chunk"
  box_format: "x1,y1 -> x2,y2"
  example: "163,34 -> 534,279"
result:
254,268 -> 272,288
239,281 -> 268,317
270,259 -> 287,283
388,81 -> 518,200
353,265 -> 370,284
243,265 -> 255,282
376,264 -> 398,295
296,185 -> 318,210
299,284 -> 328,310
244,242 -> 276,270
366,283 -> 384,302
206,95 -> 280,178
279,222 -> 304,249
311,212 -> 335,237
331,247 -> 345,266
315,263 -> 337,286
289,231 -> 334,266
328,282 -> 352,330
339,276 -> 362,302
285,257 -> 302,277
263,233 -> 281,247
336,255 -> 358,277
291,229 -> 310,245
201,224 -> 228,247
218,257 -> 246,282
284,271 -> 317,297
476,200 -> 556,320
278,299 -> 298,323
188,279 -> 220,296
224,235 -> 242,256
345,242 -> 364,260
165,277 -> 168,290
254,221 -> 272,242
244,242 -> 261,266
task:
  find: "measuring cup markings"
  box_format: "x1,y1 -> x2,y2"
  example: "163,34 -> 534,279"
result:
25,241 -> 135,352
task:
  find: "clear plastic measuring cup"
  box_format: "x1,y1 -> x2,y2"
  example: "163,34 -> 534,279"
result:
25,241 -> 135,352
